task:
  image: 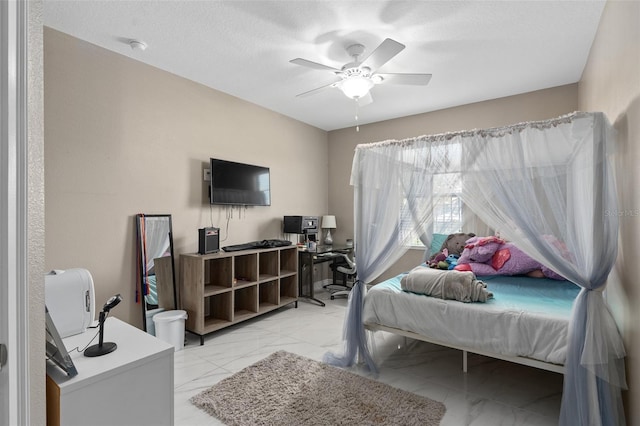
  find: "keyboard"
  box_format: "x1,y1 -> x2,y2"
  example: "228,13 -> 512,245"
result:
222,239 -> 292,252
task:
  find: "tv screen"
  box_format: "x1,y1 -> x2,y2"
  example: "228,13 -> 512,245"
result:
209,158 -> 271,206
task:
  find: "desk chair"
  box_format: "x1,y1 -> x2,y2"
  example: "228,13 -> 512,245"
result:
329,253 -> 356,300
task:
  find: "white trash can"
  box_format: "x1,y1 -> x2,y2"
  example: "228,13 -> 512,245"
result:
153,310 -> 188,351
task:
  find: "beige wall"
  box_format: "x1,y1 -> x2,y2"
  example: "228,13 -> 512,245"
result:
327,84 -> 578,282
44,28 -> 329,327
578,0 -> 640,422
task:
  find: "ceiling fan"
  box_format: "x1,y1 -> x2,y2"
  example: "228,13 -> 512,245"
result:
290,38 -> 432,105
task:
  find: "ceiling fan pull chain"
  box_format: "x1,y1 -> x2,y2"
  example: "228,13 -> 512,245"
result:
355,99 -> 360,132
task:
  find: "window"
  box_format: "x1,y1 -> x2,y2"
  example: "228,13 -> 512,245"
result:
402,172 -> 463,247
398,140 -> 464,247
432,173 -> 463,234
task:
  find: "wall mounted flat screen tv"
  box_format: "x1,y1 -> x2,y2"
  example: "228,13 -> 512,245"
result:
209,158 -> 271,206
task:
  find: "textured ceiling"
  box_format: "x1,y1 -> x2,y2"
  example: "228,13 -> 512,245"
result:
43,1 -> 605,131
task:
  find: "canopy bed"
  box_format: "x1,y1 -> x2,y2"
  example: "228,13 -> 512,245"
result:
324,112 -> 627,425
364,273 -> 578,373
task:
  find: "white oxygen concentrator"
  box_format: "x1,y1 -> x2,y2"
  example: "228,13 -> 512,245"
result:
45,268 -> 96,338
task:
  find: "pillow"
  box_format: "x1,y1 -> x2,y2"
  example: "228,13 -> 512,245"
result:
429,233 -> 449,257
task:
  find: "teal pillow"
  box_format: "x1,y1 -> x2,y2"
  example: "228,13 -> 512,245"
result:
430,233 -> 448,257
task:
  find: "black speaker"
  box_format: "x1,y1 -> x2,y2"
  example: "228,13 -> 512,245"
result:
198,227 -> 220,254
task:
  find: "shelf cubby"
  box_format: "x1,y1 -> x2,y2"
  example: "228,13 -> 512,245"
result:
279,246 -> 298,276
279,275 -> 298,306
259,280 -> 279,312
204,256 -> 232,289
234,285 -> 258,322
234,253 -> 258,285
258,250 -> 279,282
203,291 -> 233,332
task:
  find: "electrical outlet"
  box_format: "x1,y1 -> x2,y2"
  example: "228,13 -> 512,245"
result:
203,169 -> 211,181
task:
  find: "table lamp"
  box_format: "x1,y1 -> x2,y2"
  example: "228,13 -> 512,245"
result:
321,215 -> 336,245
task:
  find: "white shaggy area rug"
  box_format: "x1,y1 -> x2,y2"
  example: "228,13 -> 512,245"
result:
190,350 -> 446,426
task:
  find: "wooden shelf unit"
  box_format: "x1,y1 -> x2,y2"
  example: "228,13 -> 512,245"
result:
180,245 -> 298,344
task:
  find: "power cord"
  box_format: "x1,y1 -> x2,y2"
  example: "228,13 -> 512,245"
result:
48,312 -> 110,356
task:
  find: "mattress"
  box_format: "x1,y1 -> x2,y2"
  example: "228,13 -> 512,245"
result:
363,273 -> 580,365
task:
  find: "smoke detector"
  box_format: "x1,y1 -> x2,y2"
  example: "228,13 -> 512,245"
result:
129,40 -> 147,51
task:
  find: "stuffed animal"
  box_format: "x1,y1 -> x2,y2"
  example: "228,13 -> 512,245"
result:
446,254 -> 459,270
430,253 -> 459,270
437,260 -> 450,270
440,232 -> 477,257
427,248 -> 448,268
428,232 -> 476,267
428,232 -> 477,269
454,236 -> 564,280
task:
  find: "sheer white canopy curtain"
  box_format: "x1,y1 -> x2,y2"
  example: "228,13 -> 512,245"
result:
324,112 -> 626,425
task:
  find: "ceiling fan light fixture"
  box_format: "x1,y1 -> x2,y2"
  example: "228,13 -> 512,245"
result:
339,76 -> 374,99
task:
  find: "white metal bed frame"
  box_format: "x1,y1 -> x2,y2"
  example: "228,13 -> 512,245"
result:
364,322 -> 565,375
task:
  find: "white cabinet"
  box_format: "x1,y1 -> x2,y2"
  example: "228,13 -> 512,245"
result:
46,317 -> 174,426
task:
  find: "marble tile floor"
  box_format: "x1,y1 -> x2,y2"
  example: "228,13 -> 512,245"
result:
174,287 -> 563,426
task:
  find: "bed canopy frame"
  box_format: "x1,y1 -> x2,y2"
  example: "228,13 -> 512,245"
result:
325,112 -> 626,425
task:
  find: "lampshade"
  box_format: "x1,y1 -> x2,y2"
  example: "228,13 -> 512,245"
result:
339,76 -> 374,99
321,215 -> 336,229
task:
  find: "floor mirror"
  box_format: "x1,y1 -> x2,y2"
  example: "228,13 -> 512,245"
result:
135,214 -> 177,335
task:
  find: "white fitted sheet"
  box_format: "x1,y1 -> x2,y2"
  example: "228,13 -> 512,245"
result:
363,273 -> 580,365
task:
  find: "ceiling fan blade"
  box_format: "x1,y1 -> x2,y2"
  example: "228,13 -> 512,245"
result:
290,58 -> 341,73
360,38 -> 405,72
357,92 -> 373,106
377,73 -> 432,85
295,78 -> 341,97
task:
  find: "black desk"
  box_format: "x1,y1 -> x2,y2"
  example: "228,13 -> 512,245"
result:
298,245 -> 352,307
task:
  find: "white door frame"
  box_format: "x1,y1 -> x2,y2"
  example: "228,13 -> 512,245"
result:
1,0 -> 31,424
